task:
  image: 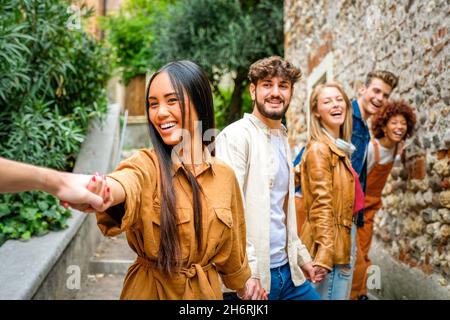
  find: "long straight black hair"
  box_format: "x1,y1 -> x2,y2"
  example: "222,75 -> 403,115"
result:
145,60 -> 215,276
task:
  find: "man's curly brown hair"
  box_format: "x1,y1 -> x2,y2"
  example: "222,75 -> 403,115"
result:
371,100 -> 417,139
248,56 -> 302,86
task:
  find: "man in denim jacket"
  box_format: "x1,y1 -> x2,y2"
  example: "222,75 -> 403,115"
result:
350,70 -> 399,300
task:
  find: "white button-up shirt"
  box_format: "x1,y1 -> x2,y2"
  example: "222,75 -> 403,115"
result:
216,113 -> 312,292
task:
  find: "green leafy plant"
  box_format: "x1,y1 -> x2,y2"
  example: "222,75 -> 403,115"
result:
214,87 -> 253,131
0,192 -> 71,246
100,0 -> 172,85
0,0 -> 111,245
0,102 -> 85,170
153,0 -> 284,125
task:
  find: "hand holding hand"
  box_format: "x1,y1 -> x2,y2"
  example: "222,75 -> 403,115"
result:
237,278 -> 268,300
301,262 -> 317,284
54,173 -> 102,211
312,265 -> 329,283
63,173 -> 112,213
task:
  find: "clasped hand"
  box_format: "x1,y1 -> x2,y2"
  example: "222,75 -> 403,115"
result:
62,172 -> 112,213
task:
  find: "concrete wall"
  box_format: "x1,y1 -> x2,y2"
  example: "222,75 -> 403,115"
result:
123,120 -> 151,150
284,0 -> 449,299
0,103 -> 121,299
33,103 -> 121,299
32,214 -> 102,299
369,238 -> 450,299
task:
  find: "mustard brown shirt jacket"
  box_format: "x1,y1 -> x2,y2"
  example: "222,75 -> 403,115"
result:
300,135 -> 356,271
96,148 -> 251,299
216,114 -> 313,292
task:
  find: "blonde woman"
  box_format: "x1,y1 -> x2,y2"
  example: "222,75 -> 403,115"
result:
299,83 -> 365,300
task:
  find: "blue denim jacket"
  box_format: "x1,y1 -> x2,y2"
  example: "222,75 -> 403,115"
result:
350,99 -> 371,227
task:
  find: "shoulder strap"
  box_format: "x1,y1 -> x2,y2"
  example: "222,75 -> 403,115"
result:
293,146 -> 305,193
372,139 -> 380,163
393,143 -> 399,160
293,146 -> 305,167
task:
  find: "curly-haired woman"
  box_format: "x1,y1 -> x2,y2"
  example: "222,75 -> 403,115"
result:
351,100 -> 416,299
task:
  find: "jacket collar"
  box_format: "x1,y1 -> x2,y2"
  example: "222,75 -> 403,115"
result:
315,135 -> 354,174
172,145 -> 215,177
244,113 -> 288,136
318,134 -> 347,158
352,99 -> 364,121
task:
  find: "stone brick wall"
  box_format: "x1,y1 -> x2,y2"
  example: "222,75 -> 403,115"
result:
284,0 -> 449,288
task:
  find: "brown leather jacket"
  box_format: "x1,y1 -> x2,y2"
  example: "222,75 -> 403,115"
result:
299,135 -> 355,271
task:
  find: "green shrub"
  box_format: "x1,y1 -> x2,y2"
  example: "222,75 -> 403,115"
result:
214,87 -> 253,131
0,192 -> 71,246
0,0 -> 111,246
100,0 -> 172,85
0,102 -> 85,170
153,0 -> 284,125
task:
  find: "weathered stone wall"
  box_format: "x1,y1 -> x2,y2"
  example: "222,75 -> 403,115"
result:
284,0 -> 450,294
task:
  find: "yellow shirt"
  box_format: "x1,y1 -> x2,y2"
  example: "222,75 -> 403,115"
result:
96,148 -> 250,299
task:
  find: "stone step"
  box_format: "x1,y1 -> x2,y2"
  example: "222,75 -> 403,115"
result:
75,273 -> 124,300
89,258 -> 134,275
92,233 -> 136,260
89,233 -> 136,275
75,233 -> 135,299
367,292 -> 380,300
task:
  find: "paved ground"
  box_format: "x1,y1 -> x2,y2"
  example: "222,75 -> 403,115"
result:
92,233 -> 136,261
75,148 -> 140,300
75,233 -> 135,300
76,274 -> 124,300
74,147 -> 381,301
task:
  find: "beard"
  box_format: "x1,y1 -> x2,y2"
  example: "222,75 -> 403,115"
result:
254,97 -> 290,120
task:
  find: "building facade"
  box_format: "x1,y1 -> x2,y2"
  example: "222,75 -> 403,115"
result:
284,0 -> 449,299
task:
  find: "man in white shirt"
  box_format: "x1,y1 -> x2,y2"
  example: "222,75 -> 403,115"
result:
216,56 -> 319,300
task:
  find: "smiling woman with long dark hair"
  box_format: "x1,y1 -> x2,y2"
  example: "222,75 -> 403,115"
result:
76,60 -> 251,299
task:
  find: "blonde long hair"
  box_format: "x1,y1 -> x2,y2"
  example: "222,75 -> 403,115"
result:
308,82 -> 353,143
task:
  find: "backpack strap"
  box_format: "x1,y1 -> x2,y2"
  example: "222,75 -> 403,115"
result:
293,146 -> 305,193
293,146 -> 305,167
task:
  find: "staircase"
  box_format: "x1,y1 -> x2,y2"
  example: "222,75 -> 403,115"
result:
75,121 -> 146,300
75,233 -> 136,300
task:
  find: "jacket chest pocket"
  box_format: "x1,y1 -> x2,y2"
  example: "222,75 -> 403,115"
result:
214,207 -> 233,228
352,125 -> 369,141
209,207 -> 233,250
148,205 -> 192,260
352,133 -> 367,156
330,154 -> 339,188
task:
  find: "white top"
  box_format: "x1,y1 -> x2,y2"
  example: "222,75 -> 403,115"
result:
269,133 -> 289,268
215,113 -> 312,292
367,139 -> 398,172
